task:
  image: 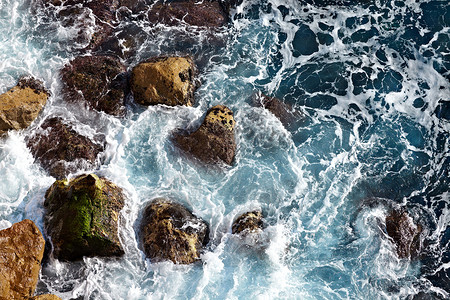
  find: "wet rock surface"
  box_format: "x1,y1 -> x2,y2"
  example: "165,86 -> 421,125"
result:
174,105 -> 236,165
131,56 -> 197,107
385,209 -> 422,259
0,76 -> 49,136
44,174 -> 125,261
232,211 -> 263,235
26,117 -> 104,179
140,198 -> 209,264
29,294 -> 62,300
0,219 -> 45,299
253,92 -> 306,130
60,55 -> 127,116
148,0 -> 228,28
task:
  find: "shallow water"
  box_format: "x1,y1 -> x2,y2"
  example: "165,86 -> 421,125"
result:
0,0 -> 449,299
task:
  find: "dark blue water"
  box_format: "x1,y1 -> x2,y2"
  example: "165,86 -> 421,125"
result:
0,0 -> 449,299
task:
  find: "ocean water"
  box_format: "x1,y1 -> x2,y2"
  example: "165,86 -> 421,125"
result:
0,0 -> 449,299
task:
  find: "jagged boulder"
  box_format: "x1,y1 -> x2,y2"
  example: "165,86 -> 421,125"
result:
60,55 -> 127,116
26,117 -> 104,179
140,198 -> 209,264
174,105 -> 236,165
385,210 -> 422,259
44,174 -> 125,261
0,76 -> 49,135
148,0 -> 228,27
0,219 -> 45,299
232,211 -> 263,235
253,92 -> 305,130
131,56 -> 197,107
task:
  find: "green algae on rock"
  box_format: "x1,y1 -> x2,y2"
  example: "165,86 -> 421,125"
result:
0,76 -> 49,136
174,105 -> 236,165
140,198 -> 209,264
44,174 -> 125,261
131,56 -> 197,107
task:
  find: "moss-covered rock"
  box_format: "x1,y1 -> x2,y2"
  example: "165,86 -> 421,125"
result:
385,209 -> 422,259
174,105 -> 236,165
232,211 -> 263,235
131,56 -> 197,107
0,219 -> 45,299
140,198 -> 209,264
26,117 -> 104,179
44,174 -> 125,261
0,76 -> 49,136
61,55 -> 127,116
148,0 -> 228,28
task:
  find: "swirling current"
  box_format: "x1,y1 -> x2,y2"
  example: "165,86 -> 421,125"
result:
0,0 -> 449,299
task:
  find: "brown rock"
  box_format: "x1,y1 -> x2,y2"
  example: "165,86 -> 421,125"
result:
174,105 -> 236,165
26,117 -> 104,179
253,91 -> 305,130
0,76 -> 49,135
148,1 -> 228,28
30,294 -> 62,300
232,211 -> 263,235
386,210 -> 422,259
44,174 -> 125,261
61,55 -> 127,116
131,56 -> 197,107
140,198 -> 209,264
0,220 -> 45,299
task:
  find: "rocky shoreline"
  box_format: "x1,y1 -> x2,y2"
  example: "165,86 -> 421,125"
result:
0,0 -> 427,298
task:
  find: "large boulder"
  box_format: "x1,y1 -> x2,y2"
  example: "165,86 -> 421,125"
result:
30,295 -> 62,300
385,210 -> 422,259
131,56 -> 197,107
44,174 -> 125,261
26,117 -> 104,179
61,55 -> 127,116
174,105 -> 236,165
232,211 -> 263,235
0,219 -> 45,299
140,198 -> 209,264
148,0 -> 228,28
0,76 -> 49,136
253,92 -> 305,130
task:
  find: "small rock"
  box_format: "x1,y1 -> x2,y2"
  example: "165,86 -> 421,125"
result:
44,174 -> 125,261
174,105 -> 236,165
385,210 -> 422,259
60,55 -> 127,116
0,219 -> 45,299
26,117 -> 104,179
30,294 -> 62,300
148,0 -> 228,28
232,211 -> 263,235
253,91 -> 305,129
131,56 -> 197,107
0,76 -> 49,135
140,198 -> 209,264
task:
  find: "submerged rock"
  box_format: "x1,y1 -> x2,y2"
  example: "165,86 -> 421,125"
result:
253,91 -> 305,129
140,198 -> 209,264
0,219 -> 45,299
174,105 -> 236,165
61,55 -> 127,116
148,0 -> 228,28
26,117 -> 104,179
44,174 -> 125,261
131,56 -> 197,107
232,211 -> 264,235
385,210 -> 422,259
0,76 -> 49,136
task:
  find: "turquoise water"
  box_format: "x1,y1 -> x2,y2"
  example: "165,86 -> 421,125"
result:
0,0 -> 449,299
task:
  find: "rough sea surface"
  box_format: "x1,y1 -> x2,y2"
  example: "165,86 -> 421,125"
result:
0,0 -> 449,299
